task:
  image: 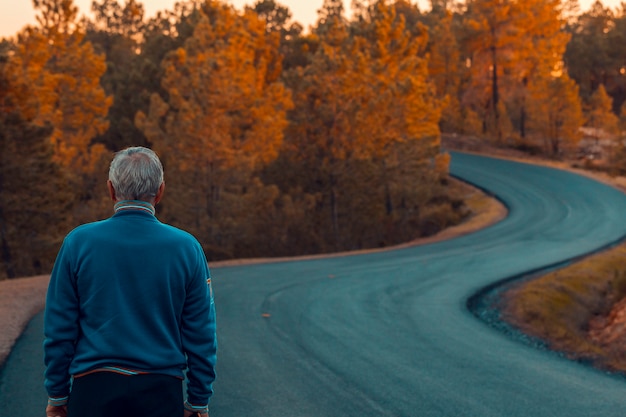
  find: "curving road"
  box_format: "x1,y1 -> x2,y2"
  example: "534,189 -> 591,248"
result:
2,152 -> 626,416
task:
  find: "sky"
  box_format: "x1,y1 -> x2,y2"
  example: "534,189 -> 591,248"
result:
0,0 -> 622,39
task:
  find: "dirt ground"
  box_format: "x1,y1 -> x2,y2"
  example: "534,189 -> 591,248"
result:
0,275 -> 49,367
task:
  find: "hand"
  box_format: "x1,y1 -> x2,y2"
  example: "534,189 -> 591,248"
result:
183,411 -> 209,417
46,405 -> 67,417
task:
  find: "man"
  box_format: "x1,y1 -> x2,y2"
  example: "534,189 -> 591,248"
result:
44,147 -> 217,417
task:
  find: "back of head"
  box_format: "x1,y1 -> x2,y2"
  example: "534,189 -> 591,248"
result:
109,147 -> 164,201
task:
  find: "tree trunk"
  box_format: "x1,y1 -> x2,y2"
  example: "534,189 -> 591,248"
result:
520,77 -> 528,139
0,176 -> 15,278
329,174 -> 339,250
491,27 -> 500,142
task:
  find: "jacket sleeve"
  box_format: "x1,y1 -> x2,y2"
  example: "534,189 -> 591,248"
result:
182,244 -> 217,409
43,236 -> 80,401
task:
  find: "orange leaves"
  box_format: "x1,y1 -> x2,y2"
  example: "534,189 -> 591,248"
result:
157,4 -> 291,171
277,1 -> 446,249
135,2 -> 293,234
527,73 -> 583,155
428,9 -> 460,102
461,0 -> 575,141
10,0 -> 111,175
434,152 -> 451,178
587,84 -> 620,137
512,0 -> 570,83
287,0 -> 442,174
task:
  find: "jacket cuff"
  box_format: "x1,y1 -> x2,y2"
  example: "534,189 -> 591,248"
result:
48,396 -> 69,407
184,400 -> 208,414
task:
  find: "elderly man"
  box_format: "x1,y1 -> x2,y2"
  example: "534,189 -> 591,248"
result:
44,147 -> 217,417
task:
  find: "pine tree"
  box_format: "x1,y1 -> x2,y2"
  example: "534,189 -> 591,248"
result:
86,0 -> 148,150
0,43 -> 73,278
586,84 -> 620,157
510,0 -> 570,139
565,1 -> 614,102
428,8 -> 463,132
527,73 -> 583,156
15,0 -> 112,175
285,17 -> 372,246
611,101 -> 626,174
464,0 -> 517,141
136,2 -> 293,256
282,1 -> 444,249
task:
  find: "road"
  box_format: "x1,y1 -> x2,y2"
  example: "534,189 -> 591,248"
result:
2,152 -> 626,416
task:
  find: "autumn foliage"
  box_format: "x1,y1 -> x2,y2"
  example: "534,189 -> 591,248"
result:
1,0 -> 625,278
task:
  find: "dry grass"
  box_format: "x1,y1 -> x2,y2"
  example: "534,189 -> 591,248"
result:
442,135 -> 626,374
500,244 -> 626,372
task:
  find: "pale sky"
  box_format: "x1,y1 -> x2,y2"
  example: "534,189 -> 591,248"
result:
0,0 -> 621,39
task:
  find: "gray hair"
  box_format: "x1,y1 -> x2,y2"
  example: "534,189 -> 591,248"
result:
108,147 -> 164,201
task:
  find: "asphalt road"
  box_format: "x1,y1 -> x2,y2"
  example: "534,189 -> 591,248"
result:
2,152 -> 626,416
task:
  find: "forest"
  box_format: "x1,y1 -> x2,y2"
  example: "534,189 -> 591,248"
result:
1,0 -> 625,279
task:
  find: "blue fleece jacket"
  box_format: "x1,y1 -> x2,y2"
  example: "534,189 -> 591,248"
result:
43,206 -> 217,409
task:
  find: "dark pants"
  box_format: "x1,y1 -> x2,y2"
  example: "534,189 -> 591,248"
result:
67,372 -> 183,417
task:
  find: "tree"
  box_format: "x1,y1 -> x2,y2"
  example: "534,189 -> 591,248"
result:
0,42 -> 73,279
395,0 -> 424,26
586,84 -> 620,156
249,0 -> 297,34
14,0 -> 112,175
527,73 -> 584,156
249,0 -> 306,71
428,7 -> 463,132
358,0 -> 442,165
282,1 -> 445,249
605,5 -> 626,112
86,0 -> 149,151
564,1 -> 614,102
315,0 -> 347,35
611,100 -> 626,174
461,0 -> 572,143
463,0 -> 517,141
284,17 -> 371,246
89,0 -> 145,37
509,0 -> 570,139
136,2 -> 293,256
